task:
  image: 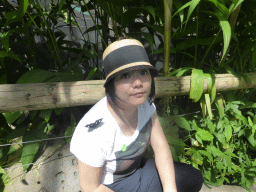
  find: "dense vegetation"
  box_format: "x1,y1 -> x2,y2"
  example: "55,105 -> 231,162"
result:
1,0 -> 256,191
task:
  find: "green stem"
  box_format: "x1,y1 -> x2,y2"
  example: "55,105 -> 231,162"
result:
195,6 -> 199,68
163,0 -> 173,77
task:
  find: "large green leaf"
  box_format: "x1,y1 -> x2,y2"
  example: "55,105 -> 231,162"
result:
2,111 -> 23,125
196,128 -> 214,141
21,122 -> 48,170
190,69 -> 204,102
21,142 -> 40,170
4,0 -> 29,26
16,69 -> 55,84
172,115 -> 191,131
176,36 -> 222,51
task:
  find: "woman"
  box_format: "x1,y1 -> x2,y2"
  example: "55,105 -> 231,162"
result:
70,38 -> 204,192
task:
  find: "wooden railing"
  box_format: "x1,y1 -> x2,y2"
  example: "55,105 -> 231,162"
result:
1,73 -> 256,113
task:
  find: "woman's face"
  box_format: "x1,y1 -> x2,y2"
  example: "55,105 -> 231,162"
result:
114,69 -> 152,107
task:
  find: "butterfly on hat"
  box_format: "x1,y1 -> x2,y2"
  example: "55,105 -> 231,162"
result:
85,118 -> 103,131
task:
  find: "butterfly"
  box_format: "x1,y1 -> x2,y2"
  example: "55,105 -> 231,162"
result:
85,118 -> 103,129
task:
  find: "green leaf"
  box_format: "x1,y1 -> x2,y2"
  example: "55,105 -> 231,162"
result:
204,73 -> 213,93
39,109 -> 52,122
0,51 -> 21,62
172,115 -> 191,131
176,67 -> 192,76
0,74 -> 7,84
21,0 -> 29,16
5,126 -> 28,140
1,31 -> 11,51
186,0 -> 200,26
206,117 -> 215,133
16,69 -> 55,84
224,125 -> 233,142
224,154 -> 233,167
173,1 -> 191,18
225,103 -> 242,116
224,65 -> 237,76
83,25 -> 104,34
167,67 -> 192,77
218,17 -> 231,63
196,128 -> 214,141
54,108 -> 63,115
190,69 -> 204,102
58,0 -> 66,12
205,94 -> 213,119
4,0 -> 29,26
200,96 -> 207,118
46,123 -> 55,131
207,145 -> 223,157
21,142 -> 40,170
199,150 -> 213,162
2,111 -> 23,125
86,68 -> 97,80
137,32 -> 154,53
192,150 -> 203,165
214,132 -> 226,145
246,129 -> 255,147
215,95 -> 225,118
65,113 -> 77,142
248,117 -> 253,127
143,23 -> 164,35
173,1 -> 185,25
0,166 -> 9,187
65,125 -> 76,143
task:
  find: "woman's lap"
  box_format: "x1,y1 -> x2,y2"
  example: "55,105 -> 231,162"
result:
104,158 -> 204,192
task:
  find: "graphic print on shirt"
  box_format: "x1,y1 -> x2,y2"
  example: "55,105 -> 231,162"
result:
112,118 -> 152,181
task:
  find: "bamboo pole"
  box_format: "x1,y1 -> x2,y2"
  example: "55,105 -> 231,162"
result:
1,73 -> 256,113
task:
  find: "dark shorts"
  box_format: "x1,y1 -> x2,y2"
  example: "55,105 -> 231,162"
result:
104,158 -> 204,192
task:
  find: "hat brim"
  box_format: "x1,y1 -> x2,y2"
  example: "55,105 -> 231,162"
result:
104,65 -> 158,87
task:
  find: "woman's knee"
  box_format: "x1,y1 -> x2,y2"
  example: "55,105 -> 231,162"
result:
174,161 -> 204,192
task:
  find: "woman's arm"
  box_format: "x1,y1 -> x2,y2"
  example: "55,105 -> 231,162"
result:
78,160 -> 114,192
150,111 -> 177,192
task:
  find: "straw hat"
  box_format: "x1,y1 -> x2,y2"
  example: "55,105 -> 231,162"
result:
102,39 -> 158,87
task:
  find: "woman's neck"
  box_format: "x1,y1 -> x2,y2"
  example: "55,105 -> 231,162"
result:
107,99 -> 138,129
108,100 -> 137,119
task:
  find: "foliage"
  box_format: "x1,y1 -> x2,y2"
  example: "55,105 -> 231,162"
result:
171,92 -> 256,191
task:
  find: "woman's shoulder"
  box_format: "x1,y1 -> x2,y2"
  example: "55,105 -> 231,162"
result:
73,96 -> 117,139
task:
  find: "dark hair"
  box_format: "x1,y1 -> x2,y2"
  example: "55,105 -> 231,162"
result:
105,70 -> 156,107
